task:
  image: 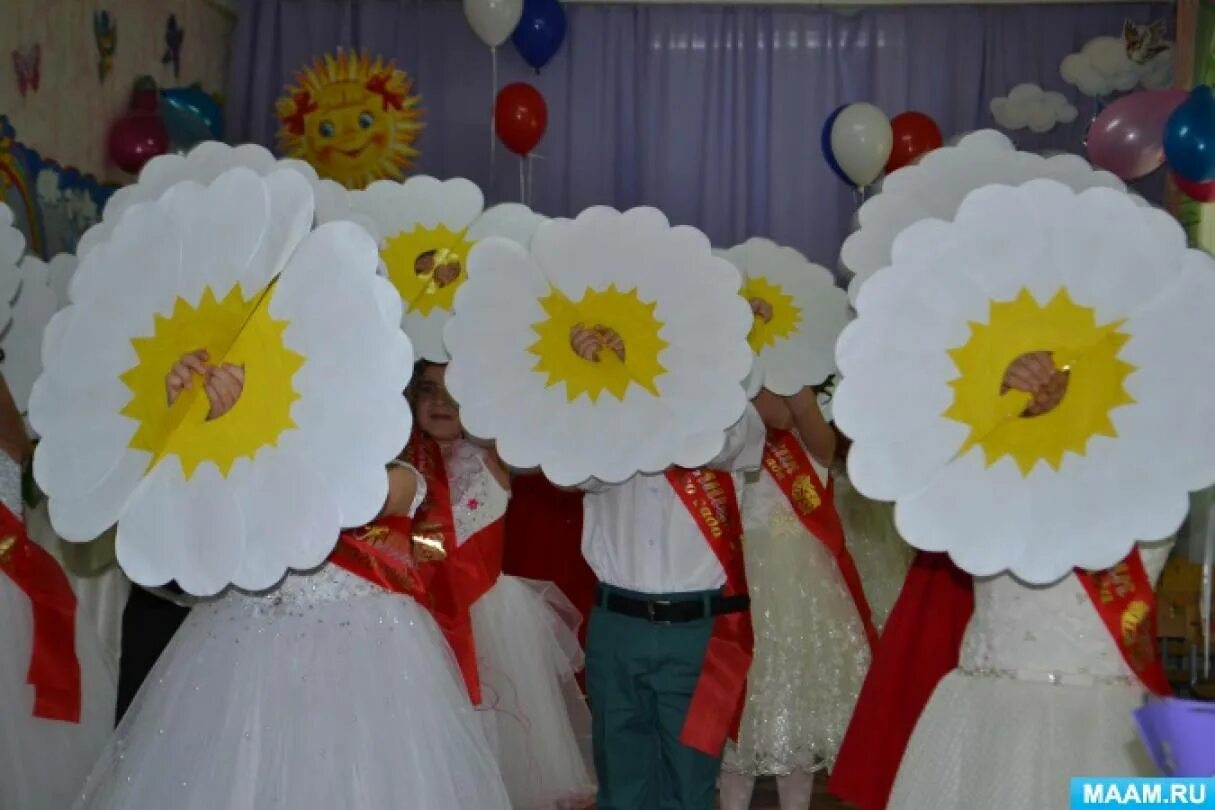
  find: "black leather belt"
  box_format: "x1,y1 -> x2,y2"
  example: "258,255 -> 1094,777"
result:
599,589 -> 750,623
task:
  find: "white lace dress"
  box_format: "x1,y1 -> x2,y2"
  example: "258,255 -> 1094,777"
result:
721,454 -> 870,777
0,452 -> 116,810
70,470 -> 512,810
888,540 -> 1171,810
447,442 -> 596,809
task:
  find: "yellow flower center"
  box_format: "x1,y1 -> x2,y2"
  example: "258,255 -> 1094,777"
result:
944,288 -> 1135,475
120,284 -> 305,479
528,284 -> 668,403
742,275 -> 801,352
380,224 -> 474,316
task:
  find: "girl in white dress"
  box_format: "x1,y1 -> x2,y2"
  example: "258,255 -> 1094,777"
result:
832,351 -> 1172,810
0,371 -> 116,810
72,352 -> 512,810
719,388 -> 872,810
409,362 -> 596,810
887,541 -> 1170,809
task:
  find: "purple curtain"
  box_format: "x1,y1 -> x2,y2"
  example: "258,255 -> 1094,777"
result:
228,0 -> 1168,267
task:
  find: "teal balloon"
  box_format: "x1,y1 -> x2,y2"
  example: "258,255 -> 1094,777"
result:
1164,85 -> 1215,183
160,86 -> 224,148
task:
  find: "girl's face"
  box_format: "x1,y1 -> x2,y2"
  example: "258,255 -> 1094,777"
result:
414,363 -> 462,441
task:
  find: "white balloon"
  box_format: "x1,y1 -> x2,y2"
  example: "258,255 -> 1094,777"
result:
830,103 -> 893,189
463,0 -> 524,48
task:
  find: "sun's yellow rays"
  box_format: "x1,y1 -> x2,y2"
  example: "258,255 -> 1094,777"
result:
276,50 -> 423,189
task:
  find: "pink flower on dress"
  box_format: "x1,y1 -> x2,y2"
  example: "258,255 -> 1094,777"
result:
467,498 -> 480,511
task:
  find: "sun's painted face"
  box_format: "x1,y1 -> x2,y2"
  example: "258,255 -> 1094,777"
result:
276,50 -> 423,189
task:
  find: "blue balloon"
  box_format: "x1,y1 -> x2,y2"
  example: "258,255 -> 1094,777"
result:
1164,85 -> 1215,183
512,0 -> 566,72
821,104 -> 854,187
160,85 -> 224,149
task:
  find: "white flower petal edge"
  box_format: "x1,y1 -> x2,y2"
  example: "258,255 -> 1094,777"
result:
717,237 -> 849,396
349,177 -> 546,363
33,168 -> 412,595
76,141 -> 357,260
0,203 -> 22,332
4,254 -> 66,414
446,207 -> 751,487
835,180 -> 1215,584
840,130 -> 1138,305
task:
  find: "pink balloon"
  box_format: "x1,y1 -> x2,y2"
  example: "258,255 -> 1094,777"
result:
1087,89 -> 1188,181
108,111 -> 169,174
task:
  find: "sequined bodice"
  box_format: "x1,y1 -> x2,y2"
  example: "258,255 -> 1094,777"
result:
445,442 -> 509,545
0,453 -> 20,516
960,541 -> 1172,680
742,453 -> 829,533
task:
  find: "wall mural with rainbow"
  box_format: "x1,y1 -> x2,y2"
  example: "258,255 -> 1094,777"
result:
0,115 -> 115,260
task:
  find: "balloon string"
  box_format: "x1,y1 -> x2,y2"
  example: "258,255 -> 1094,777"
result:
490,46 -> 498,189
527,153 -> 535,207
519,157 -> 526,204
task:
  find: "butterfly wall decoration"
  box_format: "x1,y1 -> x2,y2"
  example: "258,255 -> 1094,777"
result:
163,14 -> 183,78
11,45 -> 39,98
94,11 -> 117,81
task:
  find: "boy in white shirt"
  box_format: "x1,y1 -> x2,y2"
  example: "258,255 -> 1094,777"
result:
570,324 -> 767,810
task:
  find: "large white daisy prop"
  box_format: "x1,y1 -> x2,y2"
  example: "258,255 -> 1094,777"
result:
716,238 -> 848,397
841,130 -> 1137,305
349,176 -> 546,362
0,203 -> 25,318
444,206 -> 753,487
30,167 -> 412,596
75,141 -> 360,260
3,252 -> 76,415
834,179 -> 1215,584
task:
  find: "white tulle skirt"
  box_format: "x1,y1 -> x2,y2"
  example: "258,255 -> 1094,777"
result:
0,572 -> 117,810
721,513 -> 871,777
473,575 -> 596,809
71,586 -> 512,810
889,671 -> 1153,810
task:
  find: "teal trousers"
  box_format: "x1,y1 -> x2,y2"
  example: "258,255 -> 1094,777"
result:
586,585 -> 722,810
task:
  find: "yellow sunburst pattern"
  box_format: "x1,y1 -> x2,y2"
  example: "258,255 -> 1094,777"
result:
742,274 -> 802,352
944,288 -> 1135,475
529,285 -> 668,402
121,284 -> 305,479
276,49 -> 423,189
380,224 -> 473,316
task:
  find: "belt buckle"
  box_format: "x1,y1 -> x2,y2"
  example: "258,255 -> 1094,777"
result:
647,599 -> 673,624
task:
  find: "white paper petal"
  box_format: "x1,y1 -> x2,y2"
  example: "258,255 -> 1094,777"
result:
34,167 -> 414,595
834,179 -> 1215,582
117,459 -> 245,595
447,205 -> 753,485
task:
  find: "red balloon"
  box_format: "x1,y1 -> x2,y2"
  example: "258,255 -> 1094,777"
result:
108,111 -> 169,174
885,111 -> 943,174
495,82 -> 548,156
1174,172 -> 1215,202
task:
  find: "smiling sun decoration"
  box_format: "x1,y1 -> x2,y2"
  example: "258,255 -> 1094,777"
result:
275,49 -> 423,189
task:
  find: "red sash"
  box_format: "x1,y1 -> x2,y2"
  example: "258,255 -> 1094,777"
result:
1076,550 -> 1172,697
666,467 -> 754,756
405,437 -> 505,706
829,547 -> 1170,810
0,502 -> 81,723
329,515 -> 428,603
762,430 -> 878,648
